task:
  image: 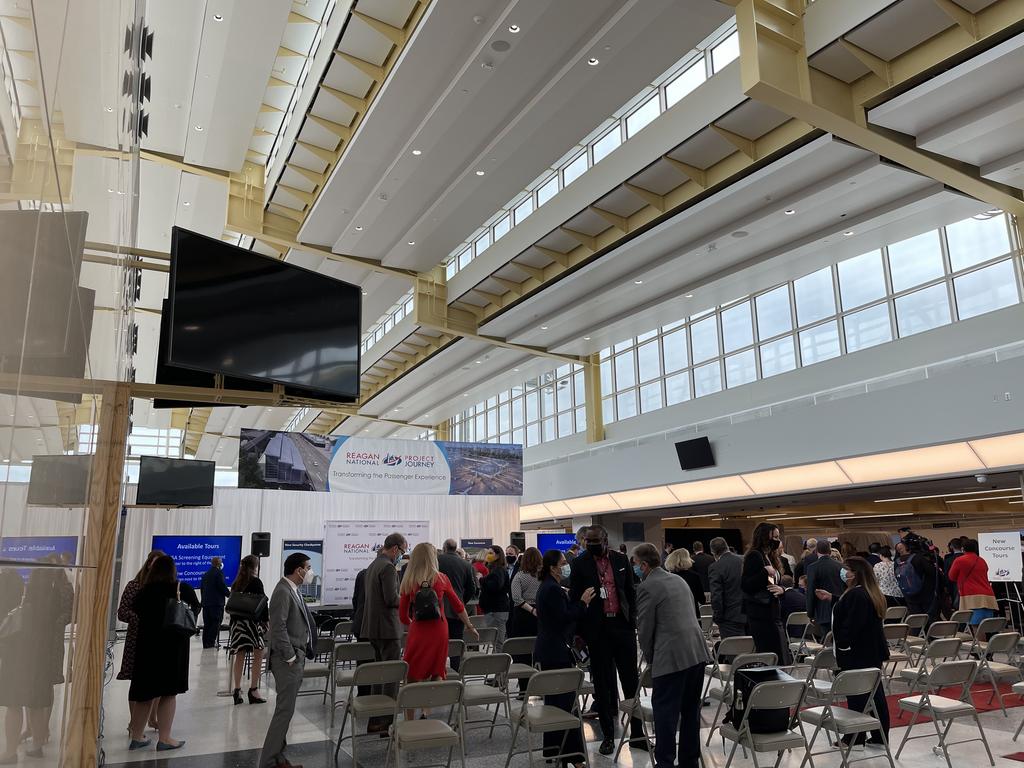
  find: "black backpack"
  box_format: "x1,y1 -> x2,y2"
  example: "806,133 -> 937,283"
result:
414,581 -> 441,621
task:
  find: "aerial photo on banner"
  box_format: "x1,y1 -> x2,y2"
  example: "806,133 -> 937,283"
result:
238,429 -> 523,496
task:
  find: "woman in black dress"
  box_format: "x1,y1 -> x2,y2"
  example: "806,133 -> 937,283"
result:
228,555 -> 269,704
116,550 -> 163,731
741,523 -> 792,665
832,557 -> 891,746
534,549 -> 596,768
127,555 -> 199,752
664,548 -> 705,616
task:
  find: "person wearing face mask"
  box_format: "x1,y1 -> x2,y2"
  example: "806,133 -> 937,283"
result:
479,546 -> 512,650
740,523 -> 792,665
806,538 -> 846,639
830,557 -> 891,748
259,552 -> 318,768
534,549 -> 596,768
634,544 -> 710,768
200,556 -> 231,649
569,525 -> 643,755
227,555 -> 269,705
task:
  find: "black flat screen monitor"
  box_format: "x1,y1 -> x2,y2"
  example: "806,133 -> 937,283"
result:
675,436 -> 715,470
136,456 -> 215,506
27,455 -> 91,506
167,227 -> 361,399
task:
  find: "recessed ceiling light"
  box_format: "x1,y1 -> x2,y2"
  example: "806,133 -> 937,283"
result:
411,149 -> 422,156
784,209 -> 795,215
105,106 -> 113,113
475,170 -> 486,176
213,14 -> 224,21
361,290 -> 368,296
407,240 -> 415,245
182,201 -> 191,207
463,393 -> 469,397
540,325 -> 549,330
354,225 -> 363,231
588,57 -> 599,66
513,368 -> 519,372
583,336 -> 591,341
508,24 -> 520,33
194,125 -> 203,132
633,279 -> 643,285
475,360 -> 482,364
685,293 -> 694,298
843,230 -> 854,236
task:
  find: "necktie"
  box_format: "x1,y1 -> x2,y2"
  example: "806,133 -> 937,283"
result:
292,586 -> 315,655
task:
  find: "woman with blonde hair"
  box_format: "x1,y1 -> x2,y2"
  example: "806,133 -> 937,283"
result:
664,548 -> 704,616
399,544 -> 478,696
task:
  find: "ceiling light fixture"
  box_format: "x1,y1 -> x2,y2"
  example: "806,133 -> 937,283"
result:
784,209 -> 795,215
213,13 -> 223,21
583,336 -> 591,341
633,279 -> 643,285
587,57 -> 599,66
361,290 -> 368,296
947,494 -> 1022,503
540,325 -> 548,330
508,24 -> 520,33
874,487 -> 1014,503
462,393 -> 469,397
475,170 -> 486,176
407,240 -> 415,245
183,201 -> 191,207
843,230 -> 854,236
194,125 -> 203,132
105,106 -> 113,113
354,225 -> 363,231
513,368 -> 519,372
412,149 -> 422,156
685,293 -> 694,298
475,360 -> 482,365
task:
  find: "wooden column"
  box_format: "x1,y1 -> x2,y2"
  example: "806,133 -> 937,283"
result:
62,382 -> 131,767
583,353 -> 604,443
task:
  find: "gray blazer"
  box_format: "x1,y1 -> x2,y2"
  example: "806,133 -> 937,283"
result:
637,567 -> 711,677
268,577 -> 312,661
359,553 -> 401,640
708,551 -> 746,628
437,552 -> 478,620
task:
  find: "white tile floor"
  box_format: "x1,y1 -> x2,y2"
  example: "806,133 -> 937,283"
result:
92,637 -> 1024,768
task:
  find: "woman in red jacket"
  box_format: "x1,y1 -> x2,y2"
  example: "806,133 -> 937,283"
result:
947,538 -> 998,626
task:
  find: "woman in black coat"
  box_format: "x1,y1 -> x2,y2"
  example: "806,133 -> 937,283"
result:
741,523 -> 792,665
665,548 -> 705,617
534,549 -> 596,768
832,557 -> 891,746
479,546 -> 511,649
127,555 -> 200,752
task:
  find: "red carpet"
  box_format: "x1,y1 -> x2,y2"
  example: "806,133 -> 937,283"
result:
1002,753 -> 1024,763
883,682 -> 1022,726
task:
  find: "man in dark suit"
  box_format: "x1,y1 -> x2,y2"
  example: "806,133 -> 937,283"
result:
691,541 -> 715,594
779,575 -> 807,637
200,556 -> 231,649
635,543 -> 711,768
707,537 -> 746,639
259,552 -> 317,768
359,533 -> 406,732
569,525 -> 643,755
793,538 -> 819,582
806,540 -> 845,634
438,538 -> 478,670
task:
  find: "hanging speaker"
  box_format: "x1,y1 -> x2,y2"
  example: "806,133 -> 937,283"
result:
251,532 -> 271,558
509,531 -> 526,552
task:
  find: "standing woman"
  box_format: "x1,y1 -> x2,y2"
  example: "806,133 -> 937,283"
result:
948,539 -> 999,627
510,547 -> 543,639
227,554 -> 269,705
127,554 -> 200,752
831,557 -> 891,747
479,546 -> 512,650
116,550 -> 163,731
741,523 -> 791,665
872,546 -> 904,608
399,544 -> 478,717
534,549 -> 595,768
664,549 -> 705,616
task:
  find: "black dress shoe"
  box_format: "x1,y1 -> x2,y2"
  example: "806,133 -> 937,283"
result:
630,739 -> 649,752
599,739 -> 615,755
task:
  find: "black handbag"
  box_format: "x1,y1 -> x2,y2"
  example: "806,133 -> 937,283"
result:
163,581 -> 198,636
728,666 -> 792,733
226,590 -> 268,621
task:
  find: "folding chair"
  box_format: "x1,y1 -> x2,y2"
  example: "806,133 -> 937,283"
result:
973,631 -> 1022,714
333,660 -> 407,764
719,679 -> 813,768
465,626 -> 498,657
333,619 -> 355,643
949,610 -> 973,643
799,647 -> 839,707
299,636 -> 335,705
896,660 -> 995,768
799,668 -> 895,768
503,668 -> 588,768
884,606 -> 907,623
386,681 -> 466,768
501,637 -> 537,695
881,623 -> 910,692
896,637 -> 962,695
703,636 -> 756,701
786,613 -> 823,659
965,616 -> 1008,658
613,666 -> 654,759
1013,681 -> 1024,741
906,621 -> 958,667
459,653 -> 514,744
469,614 -> 488,629
705,652 -> 777,745
903,613 -> 928,646
445,639 -> 466,680
331,641 -> 378,727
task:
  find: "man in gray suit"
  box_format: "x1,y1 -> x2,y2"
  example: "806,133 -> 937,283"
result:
707,537 -> 746,639
635,543 -> 711,768
259,552 -> 317,768
437,538 -> 477,671
806,539 -> 845,635
359,532 -> 407,732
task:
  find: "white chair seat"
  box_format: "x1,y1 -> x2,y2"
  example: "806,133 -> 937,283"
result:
789,641 -> 824,653
985,662 -> 1021,680
524,704 -> 580,731
1012,681 -> 1024,696
719,723 -> 806,751
898,668 -> 927,682
899,694 -> 975,716
709,685 -> 732,702
800,706 -> 879,734
393,719 -> 459,747
705,663 -> 730,678
336,669 -> 356,687
887,651 -> 910,663
463,683 -> 506,707
351,694 -> 396,717
303,662 -> 329,679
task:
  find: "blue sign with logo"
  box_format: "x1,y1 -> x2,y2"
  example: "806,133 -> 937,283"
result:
537,533 -> 577,553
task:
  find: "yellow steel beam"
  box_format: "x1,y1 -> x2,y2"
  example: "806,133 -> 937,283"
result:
583,352 -> 604,443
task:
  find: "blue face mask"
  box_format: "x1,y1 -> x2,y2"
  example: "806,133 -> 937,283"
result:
633,564 -> 643,579
839,567 -> 849,583
560,564 -> 571,579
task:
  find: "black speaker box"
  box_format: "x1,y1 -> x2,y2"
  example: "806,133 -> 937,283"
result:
251,532 -> 271,558
509,531 -> 526,552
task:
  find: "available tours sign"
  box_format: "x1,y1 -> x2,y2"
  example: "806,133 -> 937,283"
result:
979,531 -> 1023,582
238,429 -> 522,496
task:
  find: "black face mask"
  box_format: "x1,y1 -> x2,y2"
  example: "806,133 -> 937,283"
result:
586,542 -> 604,557
768,539 -> 781,551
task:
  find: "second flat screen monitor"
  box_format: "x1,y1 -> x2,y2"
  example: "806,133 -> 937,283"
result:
167,227 -> 361,399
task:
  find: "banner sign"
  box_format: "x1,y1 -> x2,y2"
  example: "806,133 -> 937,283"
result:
152,535 -> 242,588
460,538 -> 493,557
322,520 -> 430,606
0,536 -> 78,582
238,429 -> 522,496
283,539 -> 323,604
537,532 -> 577,553
979,532 -> 1023,582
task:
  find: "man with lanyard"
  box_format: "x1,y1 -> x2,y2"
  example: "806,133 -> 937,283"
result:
569,525 -> 644,755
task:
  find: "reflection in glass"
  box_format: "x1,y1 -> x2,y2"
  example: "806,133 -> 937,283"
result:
887,230 -> 943,293
954,260 -> 1018,320
895,283 -> 951,338
721,301 -> 753,353
844,303 -> 892,352
838,251 -> 887,310
755,286 -> 792,340
760,336 -> 796,378
794,267 -> 835,326
946,215 -> 1010,272
725,349 -> 756,388
799,322 -> 841,365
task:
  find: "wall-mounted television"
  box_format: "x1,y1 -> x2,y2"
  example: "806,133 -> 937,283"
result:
152,534 -> 242,588
136,456 -> 215,506
166,227 -> 361,400
26,455 -> 92,506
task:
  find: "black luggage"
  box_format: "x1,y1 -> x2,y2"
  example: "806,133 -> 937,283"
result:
728,667 -> 793,733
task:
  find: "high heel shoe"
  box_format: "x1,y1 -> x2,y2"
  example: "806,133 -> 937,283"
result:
232,688 -> 243,705
247,688 -> 266,704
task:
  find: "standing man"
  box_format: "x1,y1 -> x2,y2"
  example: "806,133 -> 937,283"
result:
259,552 -> 317,768
569,525 -> 643,755
707,537 -> 746,640
691,541 -> 715,595
806,539 -> 845,636
437,538 -> 478,670
359,533 -> 407,733
793,538 -> 819,582
200,556 -> 231,649
634,543 -> 710,768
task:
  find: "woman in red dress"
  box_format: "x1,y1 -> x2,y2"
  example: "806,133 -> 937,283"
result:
399,543 -> 479,718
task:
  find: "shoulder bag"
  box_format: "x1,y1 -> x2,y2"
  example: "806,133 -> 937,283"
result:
226,590 -> 268,621
163,581 -> 198,636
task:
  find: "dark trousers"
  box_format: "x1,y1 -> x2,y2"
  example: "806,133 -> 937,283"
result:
586,616 -> 642,739
447,617 -> 464,671
201,604 -> 223,648
844,685 -> 890,744
748,617 -> 792,666
652,663 -> 705,768
368,638 -> 400,729
539,659 -> 586,765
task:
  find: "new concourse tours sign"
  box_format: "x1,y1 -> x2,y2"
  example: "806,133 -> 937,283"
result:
978,531 -> 1023,582
238,428 -> 522,496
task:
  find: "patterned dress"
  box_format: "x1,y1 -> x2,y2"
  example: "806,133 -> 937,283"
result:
116,578 -> 142,680
227,576 -> 269,653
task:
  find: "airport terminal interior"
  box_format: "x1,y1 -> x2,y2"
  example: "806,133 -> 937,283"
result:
4,0 -> 1024,766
